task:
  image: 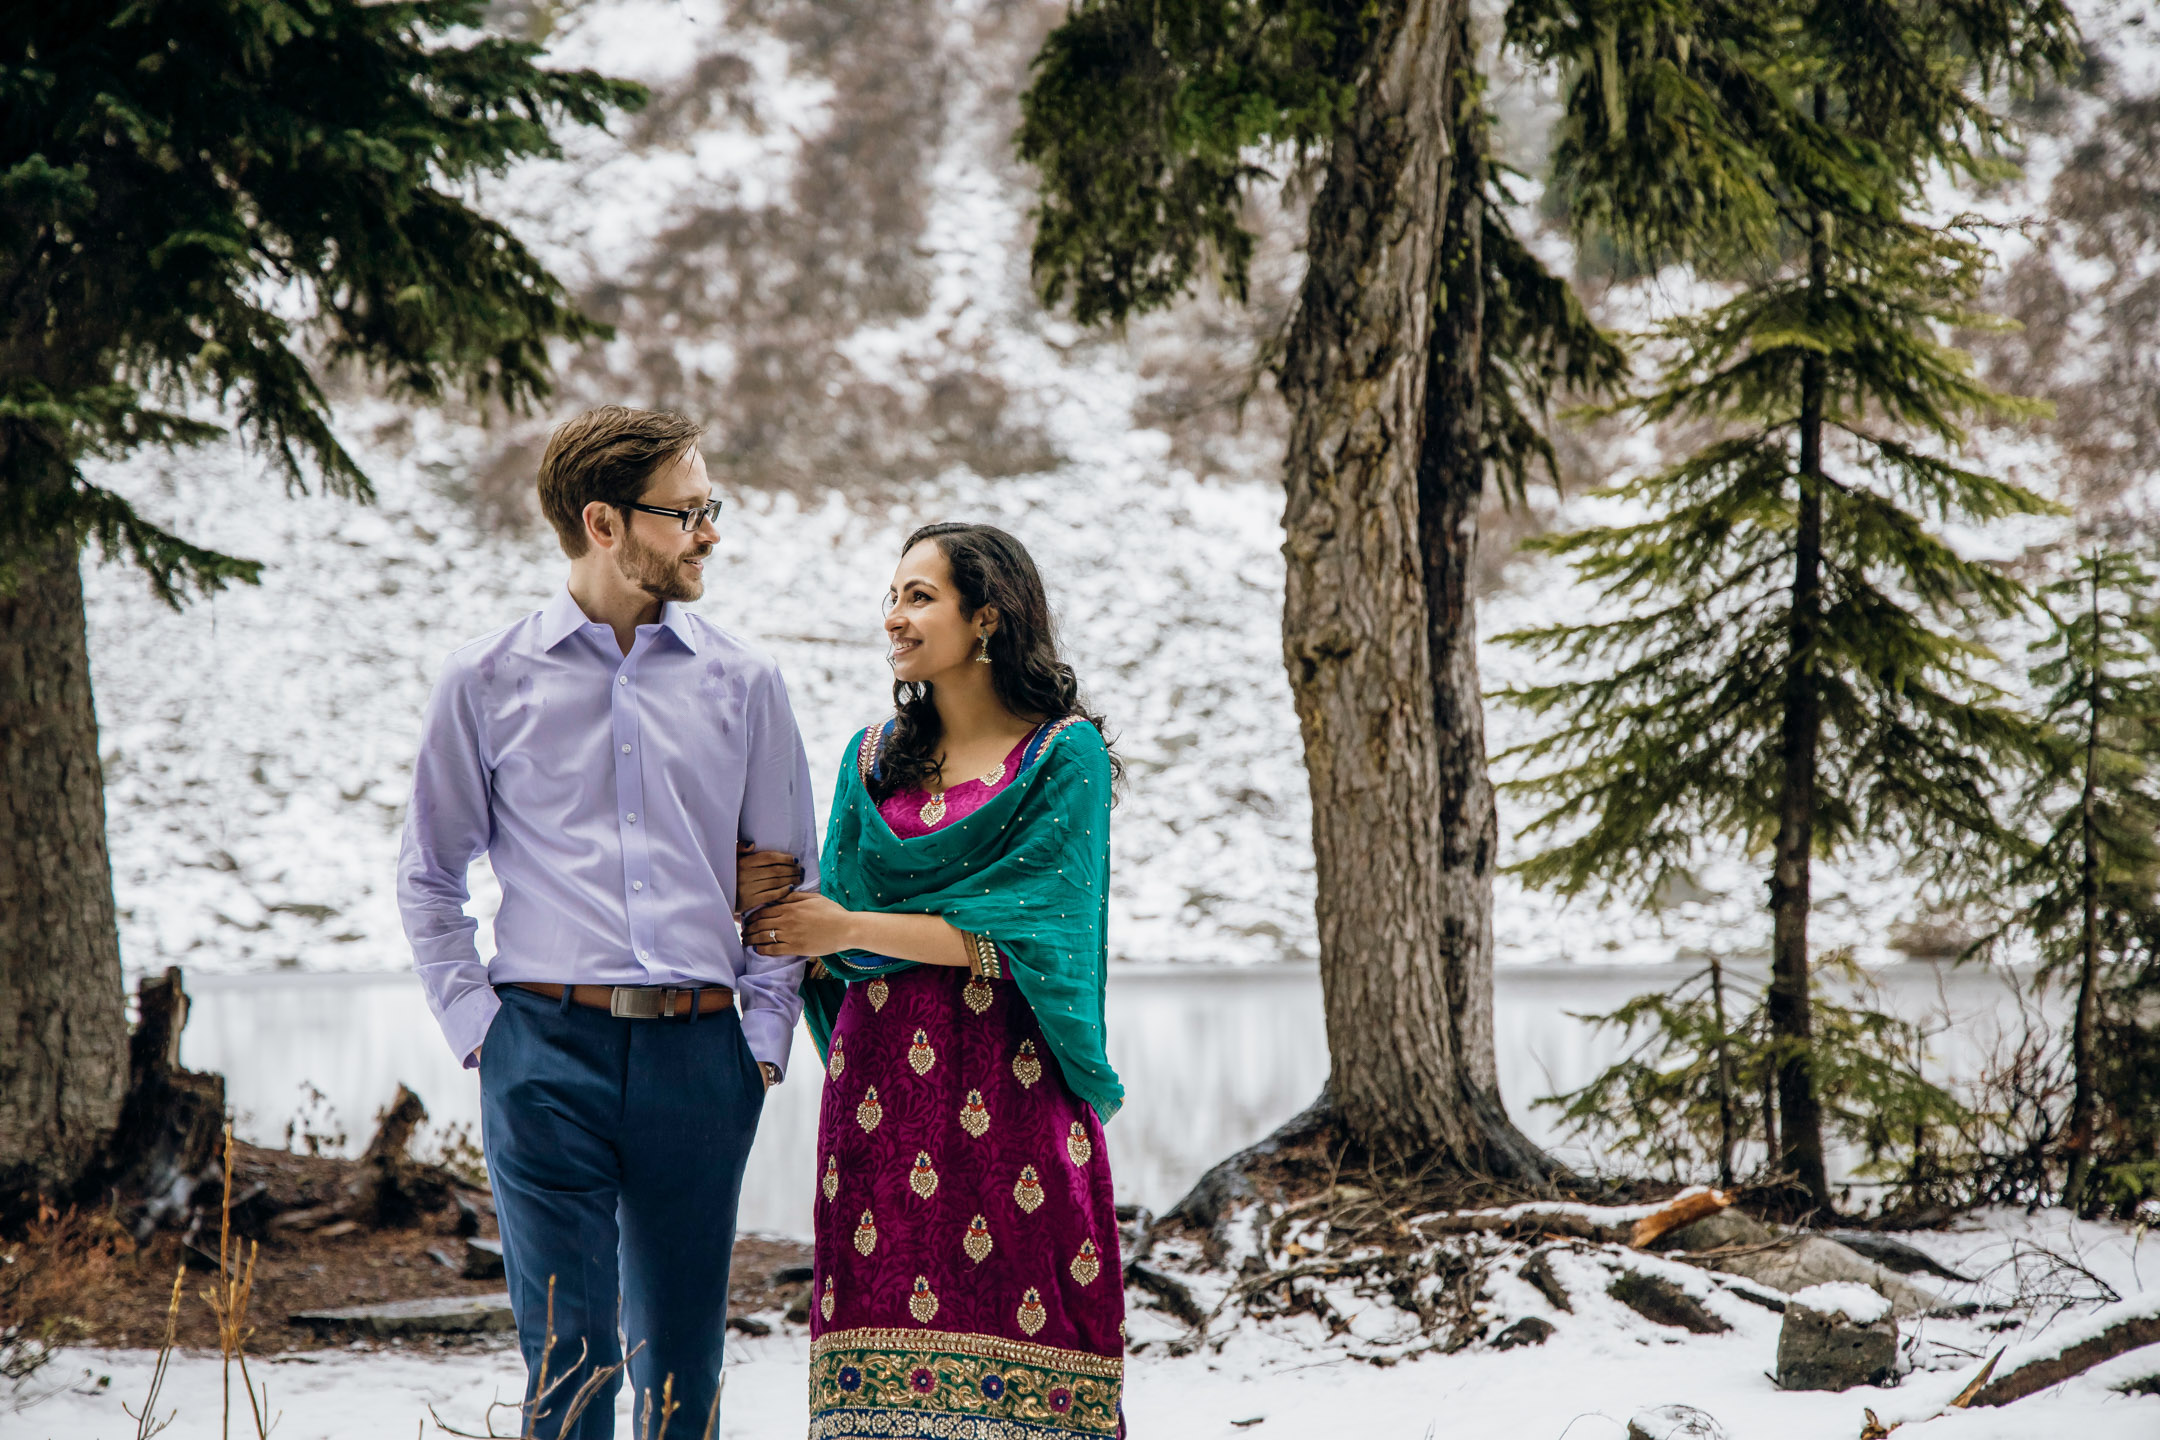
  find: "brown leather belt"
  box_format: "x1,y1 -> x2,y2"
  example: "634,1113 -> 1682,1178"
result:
510,982 -> 734,1019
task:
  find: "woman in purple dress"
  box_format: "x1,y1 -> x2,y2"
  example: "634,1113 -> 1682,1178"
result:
747,523 -> 1125,1439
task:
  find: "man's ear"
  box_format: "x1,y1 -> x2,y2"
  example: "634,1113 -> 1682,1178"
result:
582,500 -> 621,553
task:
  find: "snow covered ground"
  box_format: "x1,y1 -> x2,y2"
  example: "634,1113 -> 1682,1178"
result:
13,1210 -> 2156,1439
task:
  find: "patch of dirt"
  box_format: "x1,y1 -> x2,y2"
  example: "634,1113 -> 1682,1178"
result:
0,1142 -> 811,1355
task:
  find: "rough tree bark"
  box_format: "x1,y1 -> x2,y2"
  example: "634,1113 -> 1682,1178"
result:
1275,0 -> 1552,1179
0,544 -> 130,1208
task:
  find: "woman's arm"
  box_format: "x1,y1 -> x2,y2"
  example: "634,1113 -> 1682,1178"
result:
743,890 -> 974,968
843,910 -> 974,968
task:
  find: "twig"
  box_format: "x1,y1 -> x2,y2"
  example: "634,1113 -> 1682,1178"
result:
202,1125 -> 274,1440
123,1265 -> 186,1440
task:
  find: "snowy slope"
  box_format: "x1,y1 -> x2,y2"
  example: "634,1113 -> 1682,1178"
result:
80,0 -> 2160,985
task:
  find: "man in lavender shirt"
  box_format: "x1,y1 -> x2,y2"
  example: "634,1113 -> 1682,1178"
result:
397,406 -> 815,1438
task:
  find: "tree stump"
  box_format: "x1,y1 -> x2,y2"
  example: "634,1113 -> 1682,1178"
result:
356,1083 -> 446,1227
93,968 -> 226,1232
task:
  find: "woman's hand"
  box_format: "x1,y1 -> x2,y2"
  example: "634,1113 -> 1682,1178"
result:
744,890 -> 859,958
735,842 -> 804,916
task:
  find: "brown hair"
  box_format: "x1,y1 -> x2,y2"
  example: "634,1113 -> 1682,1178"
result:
536,405 -> 705,557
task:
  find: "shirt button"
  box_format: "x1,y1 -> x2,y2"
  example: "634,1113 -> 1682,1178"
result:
632,881 -> 644,891
626,812 -> 638,823
621,744 -> 632,753
618,675 -> 628,685
639,949 -> 651,961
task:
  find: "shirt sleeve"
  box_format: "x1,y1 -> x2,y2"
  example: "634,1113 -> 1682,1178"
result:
396,655 -> 499,1069
733,662 -> 818,1078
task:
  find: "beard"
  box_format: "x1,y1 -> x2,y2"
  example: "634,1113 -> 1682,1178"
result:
617,526 -> 707,603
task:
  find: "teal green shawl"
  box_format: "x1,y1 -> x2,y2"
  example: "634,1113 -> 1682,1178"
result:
798,719 -> 1123,1121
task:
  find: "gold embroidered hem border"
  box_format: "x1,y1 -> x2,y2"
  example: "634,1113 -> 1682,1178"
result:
810,1327 -> 1123,1440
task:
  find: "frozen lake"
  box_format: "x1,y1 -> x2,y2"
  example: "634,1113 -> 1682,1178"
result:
178,960 -> 2049,1236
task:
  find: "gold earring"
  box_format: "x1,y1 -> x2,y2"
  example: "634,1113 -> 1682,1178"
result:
975,632 -> 992,664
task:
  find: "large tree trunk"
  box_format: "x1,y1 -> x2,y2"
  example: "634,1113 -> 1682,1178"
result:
1413,36 -> 1557,1183
1274,0 -> 1549,1178
1768,127 -> 1834,1216
0,544 -> 129,1209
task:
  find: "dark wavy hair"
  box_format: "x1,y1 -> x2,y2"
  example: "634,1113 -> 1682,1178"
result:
872,522 -> 1120,800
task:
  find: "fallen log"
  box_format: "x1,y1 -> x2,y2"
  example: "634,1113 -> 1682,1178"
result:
1631,1189 -> 1732,1249
1969,1290 -> 2160,1407
1407,1205 -> 1636,1245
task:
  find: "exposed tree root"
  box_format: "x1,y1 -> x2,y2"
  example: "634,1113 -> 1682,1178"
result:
1157,1091 -> 1615,1264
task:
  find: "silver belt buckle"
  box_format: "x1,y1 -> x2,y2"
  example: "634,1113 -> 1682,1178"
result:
610,986 -> 675,1020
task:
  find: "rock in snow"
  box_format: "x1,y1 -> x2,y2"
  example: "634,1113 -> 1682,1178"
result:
1625,1403 -> 1729,1440
1492,1316 -> 1557,1350
1788,1282 -> 1893,1326
1776,1287 -> 1899,1391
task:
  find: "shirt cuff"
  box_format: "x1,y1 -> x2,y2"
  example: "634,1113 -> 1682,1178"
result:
439,982 -> 501,1070
740,1007 -> 794,1081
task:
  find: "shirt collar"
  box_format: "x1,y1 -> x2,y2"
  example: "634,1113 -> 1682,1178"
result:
658,602 -> 701,653
538,587 -> 589,652
537,587 -> 702,655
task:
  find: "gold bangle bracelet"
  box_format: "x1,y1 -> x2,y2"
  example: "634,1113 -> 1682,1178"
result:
970,931 -> 1002,980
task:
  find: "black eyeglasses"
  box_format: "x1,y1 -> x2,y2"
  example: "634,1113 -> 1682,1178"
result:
623,499 -> 725,532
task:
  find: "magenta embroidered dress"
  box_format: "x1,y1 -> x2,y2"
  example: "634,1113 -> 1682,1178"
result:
805,725 -> 1125,1440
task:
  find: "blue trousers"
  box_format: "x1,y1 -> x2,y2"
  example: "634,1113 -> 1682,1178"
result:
480,984 -> 765,1440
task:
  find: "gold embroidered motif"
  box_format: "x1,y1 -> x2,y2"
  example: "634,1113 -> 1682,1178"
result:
1070,1238 -> 1102,1287
856,1085 -> 883,1134
1012,1039 -> 1042,1088
1066,1120 -> 1093,1167
907,1028 -> 936,1076
919,791 -> 948,827
854,1209 -> 878,1256
1013,1164 -> 1044,1214
963,1214 -> 993,1264
822,1154 -> 838,1202
908,1275 -> 940,1324
1017,1287 -> 1047,1337
866,977 -> 889,1012
827,1035 -> 845,1081
909,1150 -> 939,1199
821,1275 -> 834,1322
958,1089 -> 990,1138
962,977 -> 993,1015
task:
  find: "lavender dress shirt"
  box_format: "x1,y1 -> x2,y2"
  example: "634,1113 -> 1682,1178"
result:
397,588 -> 819,1076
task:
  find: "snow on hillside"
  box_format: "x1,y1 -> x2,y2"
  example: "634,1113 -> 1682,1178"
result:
82,0 -> 2160,984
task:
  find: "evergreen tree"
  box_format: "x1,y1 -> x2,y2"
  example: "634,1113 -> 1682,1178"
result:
1018,0 -> 1621,1180
0,0 -> 640,1206
2007,550 -> 2160,1210
1499,0 -> 2077,1214
1541,954 -> 1969,1199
